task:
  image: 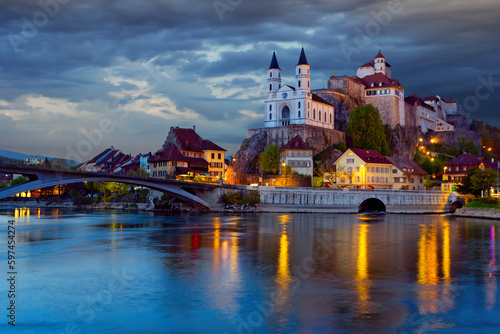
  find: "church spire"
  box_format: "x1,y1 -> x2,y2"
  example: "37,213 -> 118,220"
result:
268,51 -> 280,70
297,47 -> 309,65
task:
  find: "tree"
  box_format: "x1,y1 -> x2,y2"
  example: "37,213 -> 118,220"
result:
10,176 -> 28,186
0,181 -> 8,189
457,137 -> 479,156
259,144 -> 280,174
346,104 -> 390,155
457,167 -> 496,195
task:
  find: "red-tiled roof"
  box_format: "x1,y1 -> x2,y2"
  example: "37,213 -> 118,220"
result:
375,50 -> 385,58
357,73 -> 401,89
350,148 -> 392,164
445,154 -> 482,167
360,60 -> 375,68
173,128 -> 204,153
423,96 -> 438,101
386,157 -> 428,175
311,93 -> 333,106
442,98 -> 456,103
88,147 -> 117,164
404,95 -> 435,111
149,145 -> 186,163
201,140 -> 226,151
186,157 -> 209,166
281,135 -> 315,150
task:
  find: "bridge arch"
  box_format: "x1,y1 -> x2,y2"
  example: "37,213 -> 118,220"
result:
358,198 -> 386,213
0,176 -> 210,209
449,200 -> 463,213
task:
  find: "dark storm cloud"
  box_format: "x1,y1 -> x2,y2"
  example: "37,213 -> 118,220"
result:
0,0 -> 499,158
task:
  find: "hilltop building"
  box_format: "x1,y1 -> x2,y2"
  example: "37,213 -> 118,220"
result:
150,126 -> 226,179
280,135 -> 314,178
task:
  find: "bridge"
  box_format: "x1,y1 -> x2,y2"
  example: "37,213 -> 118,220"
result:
0,165 -> 217,209
0,166 -> 465,213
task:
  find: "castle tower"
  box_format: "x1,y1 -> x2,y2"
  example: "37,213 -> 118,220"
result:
295,47 -> 310,92
267,52 -> 281,93
374,49 -> 386,76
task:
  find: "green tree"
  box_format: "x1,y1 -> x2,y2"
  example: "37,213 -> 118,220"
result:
0,181 -> 8,189
457,167 -> 496,195
457,137 -> 479,156
259,144 -> 280,174
346,104 -> 390,155
10,176 -> 28,186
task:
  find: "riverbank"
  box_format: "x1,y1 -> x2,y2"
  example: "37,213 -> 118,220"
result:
454,207 -> 500,220
0,200 -> 155,211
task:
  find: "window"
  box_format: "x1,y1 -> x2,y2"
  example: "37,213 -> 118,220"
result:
282,106 -> 290,119
330,114 -> 332,123
356,176 -> 360,182
269,105 -> 272,111
313,109 -> 316,119
347,158 -> 354,164
298,110 -> 301,118
298,102 -> 301,108
355,167 -> 360,173
392,169 -> 397,173
298,80 -> 301,88
376,167 -> 379,173
299,68 -> 301,74
269,113 -> 272,120
270,72 -> 272,78
211,153 -> 214,159
218,153 -> 221,159
269,84 -> 272,91
347,167 -> 353,173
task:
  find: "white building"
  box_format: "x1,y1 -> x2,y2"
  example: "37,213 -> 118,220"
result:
264,48 -> 335,130
280,136 -> 314,178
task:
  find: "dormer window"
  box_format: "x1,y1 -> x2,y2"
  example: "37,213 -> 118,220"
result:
379,83 -> 382,87
371,83 -> 374,87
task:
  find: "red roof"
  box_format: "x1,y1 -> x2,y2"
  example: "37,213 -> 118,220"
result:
445,154 -> 482,167
405,95 -> 435,112
149,145 -> 186,163
169,128 -> 226,153
375,50 -> 385,59
201,140 -> 226,152
385,157 -> 428,175
350,148 -> 392,164
423,96 -> 438,101
281,136 -> 315,150
186,157 -> 209,166
360,60 -> 375,68
357,73 -> 401,89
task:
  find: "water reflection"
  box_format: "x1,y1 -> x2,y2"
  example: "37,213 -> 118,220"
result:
1,209 -> 500,333
355,223 -> 371,314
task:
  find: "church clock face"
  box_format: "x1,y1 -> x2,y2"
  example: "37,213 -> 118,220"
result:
282,92 -> 287,99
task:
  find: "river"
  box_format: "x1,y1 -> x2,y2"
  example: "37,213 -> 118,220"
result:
0,208 -> 499,333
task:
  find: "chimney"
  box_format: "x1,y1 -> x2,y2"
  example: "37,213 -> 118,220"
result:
193,125 -> 196,131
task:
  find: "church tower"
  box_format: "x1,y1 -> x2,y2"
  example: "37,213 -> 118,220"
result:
374,49 -> 386,76
295,47 -> 310,92
267,52 -> 281,93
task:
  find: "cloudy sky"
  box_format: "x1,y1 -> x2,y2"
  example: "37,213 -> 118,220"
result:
1,0 -> 499,161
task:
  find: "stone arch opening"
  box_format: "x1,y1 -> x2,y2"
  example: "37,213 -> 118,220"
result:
358,198 -> 386,213
449,200 -> 463,213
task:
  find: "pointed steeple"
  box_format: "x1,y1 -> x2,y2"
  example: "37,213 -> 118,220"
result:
375,49 -> 385,59
297,47 -> 309,65
268,52 -> 280,70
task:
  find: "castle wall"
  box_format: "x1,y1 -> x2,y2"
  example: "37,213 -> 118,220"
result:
404,103 -> 418,128
327,75 -> 365,100
365,95 -> 402,127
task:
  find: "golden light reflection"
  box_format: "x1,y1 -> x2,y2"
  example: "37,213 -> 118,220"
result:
356,223 -> 371,313
276,215 -> 291,288
214,218 -> 220,250
417,225 -> 439,285
37,208 -> 40,219
442,221 -> 451,283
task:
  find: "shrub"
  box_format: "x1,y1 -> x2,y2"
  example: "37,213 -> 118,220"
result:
222,190 -> 260,205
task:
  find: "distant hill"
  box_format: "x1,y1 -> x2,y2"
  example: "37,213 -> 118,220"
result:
0,149 -> 80,166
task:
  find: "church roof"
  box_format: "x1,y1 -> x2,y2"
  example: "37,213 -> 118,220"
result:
268,52 -> 280,70
297,47 -> 309,65
311,93 -> 333,106
281,135 -> 315,151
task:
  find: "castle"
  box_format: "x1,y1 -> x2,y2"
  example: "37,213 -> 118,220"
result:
248,48 -> 478,153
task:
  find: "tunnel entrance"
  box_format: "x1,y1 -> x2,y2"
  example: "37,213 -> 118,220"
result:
449,201 -> 463,213
358,198 -> 386,213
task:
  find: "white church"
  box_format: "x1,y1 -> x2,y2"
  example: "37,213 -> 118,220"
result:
264,48 -> 335,130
